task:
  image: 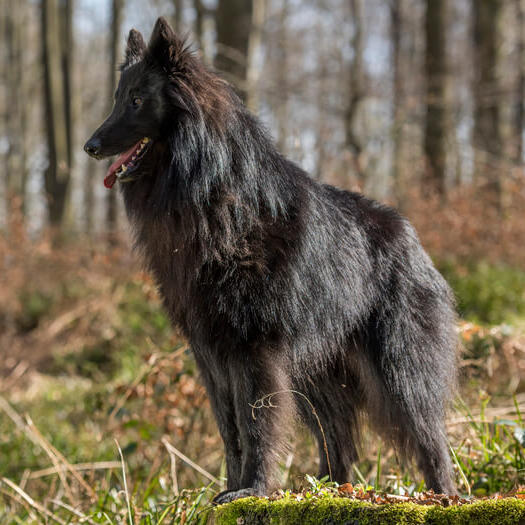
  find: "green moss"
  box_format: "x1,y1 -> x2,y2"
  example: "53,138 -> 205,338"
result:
213,496 -> 525,525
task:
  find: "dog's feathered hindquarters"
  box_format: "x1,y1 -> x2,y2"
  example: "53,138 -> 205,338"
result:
84,16 -> 458,502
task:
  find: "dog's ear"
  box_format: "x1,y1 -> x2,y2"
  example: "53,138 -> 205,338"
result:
147,17 -> 188,70
123,29 -> 146,68
148,17 -> 176,60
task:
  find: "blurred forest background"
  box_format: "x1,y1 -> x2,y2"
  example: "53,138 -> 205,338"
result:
2,0 -> 525,523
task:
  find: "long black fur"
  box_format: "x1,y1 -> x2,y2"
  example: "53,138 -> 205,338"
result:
85,18 -> 458,502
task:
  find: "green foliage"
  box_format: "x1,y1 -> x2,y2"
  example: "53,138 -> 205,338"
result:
452,397 -> 525,496
438,260 -> 525,324
16,289 -> 54,331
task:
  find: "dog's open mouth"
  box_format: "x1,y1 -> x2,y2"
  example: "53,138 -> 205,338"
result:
104,137 -> 152,188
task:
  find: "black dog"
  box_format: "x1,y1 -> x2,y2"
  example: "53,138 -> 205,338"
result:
85,17 -> 457,502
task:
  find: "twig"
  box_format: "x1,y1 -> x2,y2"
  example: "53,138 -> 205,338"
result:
25,415 -> 77,507
29,461 -> 122,479
163,439 -> 179,496
0,395 -> 39,447
1,477 -> 66,525
0,395 -> 96,501
447,403 -> 525,427
50,498 -> 96,524
115,439 -> 134,525
0,360 -> 29,392
161,437 -> 221,486
250,389 -> 333,483
26,416 -> 97,501
0,487 -> 39,522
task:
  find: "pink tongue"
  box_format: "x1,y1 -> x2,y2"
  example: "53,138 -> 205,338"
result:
104,142 -> 141,189
104,172 -> 117,189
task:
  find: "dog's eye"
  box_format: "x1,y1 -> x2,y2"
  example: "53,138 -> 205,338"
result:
132,97 -> 143,107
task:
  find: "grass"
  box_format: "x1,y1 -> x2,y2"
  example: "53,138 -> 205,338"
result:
2,244 -> 525,522
2,346 -> 525,522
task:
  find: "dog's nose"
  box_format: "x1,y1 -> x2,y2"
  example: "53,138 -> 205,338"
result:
84,137 -> 101,158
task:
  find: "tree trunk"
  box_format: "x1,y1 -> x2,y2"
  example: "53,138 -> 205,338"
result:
172,0 -> 183,34
42,0 -> 71,227
344,0 -> 366,188
215,0 -> 253,101
194,0 -> 204,49
472,0 -> 503,204
390,0 -> 406,207
106,0 -> 124,233
423,0 -> 448,197
246,0 -> 266,113
275,0 -> 289,154
4,0 -> 27,219
514,0 -> 524,163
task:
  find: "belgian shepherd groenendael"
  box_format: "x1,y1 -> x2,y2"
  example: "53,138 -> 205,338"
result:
84,17 -> 457,502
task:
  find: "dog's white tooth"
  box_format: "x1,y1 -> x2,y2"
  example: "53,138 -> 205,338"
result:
121,165 -> 127,172
132,155 -> 136,160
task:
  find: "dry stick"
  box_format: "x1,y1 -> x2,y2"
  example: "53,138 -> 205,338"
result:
50,498 -> 96,525
0,487 -> 39,522
250,389 -> 333,483
161,437 -> 221,486
0,395 -> 96,501
0,360 -> 29,392
447,403 -> 525,427
115,439 -> 134,525
29,461 -> 122,479
1,477 -> 67,525
163,439 -> 179,496
19,468 -> 30,491
0,395 -> 39,446
24,416 -> 77,507
25,416 -> 97,501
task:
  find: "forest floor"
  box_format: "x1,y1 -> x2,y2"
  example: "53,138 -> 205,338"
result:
1,234 -> 525,523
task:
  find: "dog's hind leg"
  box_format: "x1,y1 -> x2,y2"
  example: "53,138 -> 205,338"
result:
295,359 -> 362,484
368,305 -> 457,494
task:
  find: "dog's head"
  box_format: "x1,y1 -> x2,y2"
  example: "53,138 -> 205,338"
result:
84,17 -> 222,188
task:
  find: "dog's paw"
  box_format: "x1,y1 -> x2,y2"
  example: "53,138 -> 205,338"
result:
212,488 -> 259,505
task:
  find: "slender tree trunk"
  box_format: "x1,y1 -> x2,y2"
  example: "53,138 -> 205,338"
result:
472,0 -> 503,204
194,0 -> 204,49
42,0 -> 71,227
344,0 -> 366,187
275,0 -> 289,153
423,0 -> 448,197
246,0 -> 266,113
4,0 -> 29,221
172,0 -> 183,34
106,0 -> 124,232
215,0 -> 253,101
514,0 -> 524,163
390,0 -> 406,207
84,161 -> 96,234
315,48 -> 329,182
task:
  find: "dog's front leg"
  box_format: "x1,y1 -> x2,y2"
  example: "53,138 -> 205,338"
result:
212,351 -> 291,505
193,351 -> 242,492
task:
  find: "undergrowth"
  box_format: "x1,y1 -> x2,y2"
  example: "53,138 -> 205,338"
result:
1,236 -> 525,522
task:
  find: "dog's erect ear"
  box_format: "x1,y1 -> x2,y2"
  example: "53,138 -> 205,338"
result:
124,29 -> 146,68
147,17 -> 189,70
148,17 -> 176,58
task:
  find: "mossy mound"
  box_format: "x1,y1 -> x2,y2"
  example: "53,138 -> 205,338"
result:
212,495 -> 525,525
